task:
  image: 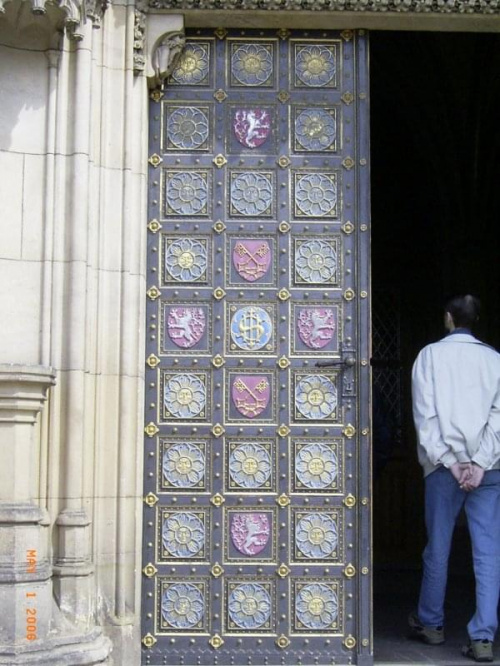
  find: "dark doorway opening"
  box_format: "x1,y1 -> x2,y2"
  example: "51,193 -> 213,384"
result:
370,30 -> 500,664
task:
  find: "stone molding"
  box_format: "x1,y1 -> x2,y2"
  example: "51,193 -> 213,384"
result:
0,0 -> 108,40
148,0 -> 500,15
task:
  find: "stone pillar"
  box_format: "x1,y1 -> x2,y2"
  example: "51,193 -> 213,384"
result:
0,364 -> 111,664
0,365 -> 55,659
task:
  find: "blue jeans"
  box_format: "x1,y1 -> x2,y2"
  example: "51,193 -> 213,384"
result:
418,467 -> 500,641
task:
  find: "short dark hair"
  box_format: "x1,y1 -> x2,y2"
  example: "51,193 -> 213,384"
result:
444,294 -> 481,328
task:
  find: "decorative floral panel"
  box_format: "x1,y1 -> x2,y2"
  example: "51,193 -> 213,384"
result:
291,508 -> 344,564
164,104 -> 212,152
224,579 -> 276,633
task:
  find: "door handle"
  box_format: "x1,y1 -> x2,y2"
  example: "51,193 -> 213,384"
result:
315,356 -> 356,369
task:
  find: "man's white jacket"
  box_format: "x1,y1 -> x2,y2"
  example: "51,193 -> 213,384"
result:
412,332 -> 500,476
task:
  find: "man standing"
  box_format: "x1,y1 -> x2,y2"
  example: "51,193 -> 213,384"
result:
409,295 -> 500,663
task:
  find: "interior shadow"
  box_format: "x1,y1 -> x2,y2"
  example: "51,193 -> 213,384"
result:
370,29 -> 500,664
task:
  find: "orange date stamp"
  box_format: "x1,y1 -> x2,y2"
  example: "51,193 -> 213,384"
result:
26,550 -> 37,641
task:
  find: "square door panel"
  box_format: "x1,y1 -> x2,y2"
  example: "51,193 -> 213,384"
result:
160,302 -> 211,355
226,303 -> 277,356
223,507 -> 278,564
224,438 -> 276,494
291,507 -> 344,564
291,438 -> 344,495
155,577 -> 211,635
157,438 -> 210,494
226,235 -> 277,288
291,303 -> 342,356
290,577 -> 344,635
225,369 -> 277,424
161,370 -> 210,422
292,370 -> 340,423
156,507 -> 210,564
223,578 -> 276,634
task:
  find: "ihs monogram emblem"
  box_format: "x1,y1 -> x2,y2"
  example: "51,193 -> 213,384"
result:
230,306 -> 273,351
233,240 -> 271,282
232,375 -> 271,418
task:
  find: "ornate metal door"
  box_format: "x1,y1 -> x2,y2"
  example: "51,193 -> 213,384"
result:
142,28 -> 371,666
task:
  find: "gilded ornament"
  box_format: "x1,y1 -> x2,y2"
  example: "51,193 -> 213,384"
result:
231,43 -> 273,87
342,156 -> 355,170
213,288 -> 226,300
295,174 -> 337,218
209,634 -> 224,649
362,567 -> 369,575
344,635 -> 357,649
228,583 -> 272,629
295,513 -> 338,559
276,635 -> 290,649
362,428 -> 370,436
146,286 -> 161,300
278,221 -> 291,233
295,375 -> 337,420
213,154 -> 227,168
343,494 -> 356,508
161,582 -> 205,629
214,27 -> 227,40
142,633 -> 157,648
362,638 -> 370,647
210,493 -> 225,507
165,174 -> 208,217
162,443 -> 205,489
360,224 -> 368,231
148,153 -> 162,168
213,220 -> 226,234
164,374 -> 206,419
361,497 -> 369,505
295,442 -> 338,490
343,423 -> 356,438
341,221 -> 354,235
277,28 -> 290,40
167,107 -> 209,151
230,172 -> 273,217
144,492 -> 159,507
144,422 -> 159,438
278,90 -> 290,104
360,158 -> 367,166
212,354 -> 225,368
295,239 -> 337,282
212,423 -> 225,437
278,155 -> 291,168
278,356 -> 290,369
278,289 -> 291,301
341,29 -> 354,41
171,43 -> 209,86
277,424 -> 290,437
211,562 -> 224,577
277,563 -> 291,578
341,91 -> 354,105
296,583 -> 339,630
146,353 -> 160,369
295,109 -> 337,152
361,290 -> 368,298
229,443 -> 272,490
343,288 -> 355,301
277,493 -> 291,508
143,563 -> 158,577
147,218 -> 162,233
295,45 -> 336,88
344,563 -> 356,578
214,89 -> 228,103
150,89 -> 164,103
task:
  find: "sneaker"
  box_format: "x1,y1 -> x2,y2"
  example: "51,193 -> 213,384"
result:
408,611 -> 445,645
462,639 -> 494,663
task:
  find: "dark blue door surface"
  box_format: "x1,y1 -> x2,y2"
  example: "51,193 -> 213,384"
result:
142,28 -> 371,665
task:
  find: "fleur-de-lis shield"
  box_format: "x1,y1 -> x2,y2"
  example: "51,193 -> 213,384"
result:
232,375 -> 271,418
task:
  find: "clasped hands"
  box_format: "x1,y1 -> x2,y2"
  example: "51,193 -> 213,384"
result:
450,462 -> 485,491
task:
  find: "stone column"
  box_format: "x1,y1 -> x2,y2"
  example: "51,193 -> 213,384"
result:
0,365 -> 55,659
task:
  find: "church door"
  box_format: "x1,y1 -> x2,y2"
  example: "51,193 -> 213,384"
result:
142,27 -> 371,666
